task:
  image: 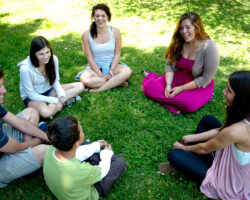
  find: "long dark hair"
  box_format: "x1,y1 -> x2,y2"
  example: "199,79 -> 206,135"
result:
47,116 -> 80,151
30,36 -> 56,85
225,71 -> 250,127
164,12 -> 210,62
90,4 -> 111,38
0,68 -> 4,79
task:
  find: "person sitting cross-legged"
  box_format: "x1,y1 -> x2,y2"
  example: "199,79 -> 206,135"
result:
43,115 -> 127,200
0,68 -> 49,188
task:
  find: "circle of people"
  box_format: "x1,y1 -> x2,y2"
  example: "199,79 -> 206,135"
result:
0,4 -> 249,200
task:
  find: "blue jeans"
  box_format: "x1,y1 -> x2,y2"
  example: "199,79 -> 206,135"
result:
167,115 -> 222,183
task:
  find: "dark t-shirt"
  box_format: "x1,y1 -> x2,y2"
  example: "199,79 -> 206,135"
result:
0,105 -> 8,157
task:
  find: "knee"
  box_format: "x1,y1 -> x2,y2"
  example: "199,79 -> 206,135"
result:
123,67 -> 132,79
112,155 -> 127,171
22,107 -> 40,123
32,144 -> 48,164
39,108 -> 54,119
167,149 -> 185,165
79,75 -> 89,85
75,82 -> 85,92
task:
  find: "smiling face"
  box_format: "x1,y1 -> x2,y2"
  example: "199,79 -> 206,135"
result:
179,19 -> 196,43
0,78 -> 7,104
35,46 -> 51,65
223,81 -> 235,106
93,9 -> 108,28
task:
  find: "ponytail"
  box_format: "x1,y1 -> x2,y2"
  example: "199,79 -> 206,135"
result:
90,21 -> 97,38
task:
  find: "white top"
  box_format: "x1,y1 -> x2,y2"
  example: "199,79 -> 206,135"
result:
18,55 -> 66,104
75,142 -> 114,178
232,119 -> 250,165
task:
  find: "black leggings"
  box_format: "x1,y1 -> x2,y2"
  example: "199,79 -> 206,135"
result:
167,115 -> 222,183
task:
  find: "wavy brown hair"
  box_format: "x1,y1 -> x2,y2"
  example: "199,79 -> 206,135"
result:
164,12 -> 210,62
30,36 -> 56,85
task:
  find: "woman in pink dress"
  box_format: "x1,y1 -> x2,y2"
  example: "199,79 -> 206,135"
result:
142,12 -> 219,114
159,71 -> 250,199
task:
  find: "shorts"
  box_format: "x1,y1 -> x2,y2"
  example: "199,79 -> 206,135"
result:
0,113 -> 41,188
23,87 -> 53,107
75,62 -> 128,81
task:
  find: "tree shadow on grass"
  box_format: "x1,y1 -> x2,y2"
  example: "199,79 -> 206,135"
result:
0,15 -> 249,199
87,0 -> 248,38
0,14 -> 45,111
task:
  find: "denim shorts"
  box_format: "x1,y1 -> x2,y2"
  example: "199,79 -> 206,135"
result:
75,62 -> 128,81
23,87 -> 53,107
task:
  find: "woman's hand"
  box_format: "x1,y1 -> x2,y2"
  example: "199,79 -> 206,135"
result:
56,101 -> 63,111
165,85 -> 172,97
173,141 -> 185,149
59,96 -> 67,105
181,135 -> 192,145
168,86 -> 183,97
98,140 -> 107,148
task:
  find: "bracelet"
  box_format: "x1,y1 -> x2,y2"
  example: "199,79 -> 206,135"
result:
167,83 -> 171,86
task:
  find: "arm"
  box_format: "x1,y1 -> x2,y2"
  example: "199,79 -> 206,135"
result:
19,66 -> 59,104
2,112 -> 49,142
109,27 -> 122,76
174,124 -> 245,154
51,56 -> 66,100
0,137 -> 41,153
98,147 -> 114,178
165,71 -> 174,97
194,40 -> 219,88
76,142 -> 101,161
181,128 -> 220,144
82,32 -> 103,77
168,80 -> 198,97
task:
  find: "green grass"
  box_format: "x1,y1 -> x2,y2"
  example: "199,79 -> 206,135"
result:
0,0 -> 249,199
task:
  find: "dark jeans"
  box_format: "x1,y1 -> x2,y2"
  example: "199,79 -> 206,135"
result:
167,115 -> 222,183
81,141 -> 127,198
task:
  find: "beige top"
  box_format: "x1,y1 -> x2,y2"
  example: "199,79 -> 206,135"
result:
165,40 -> 219,88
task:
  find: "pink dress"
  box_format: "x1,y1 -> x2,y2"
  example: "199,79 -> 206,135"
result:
200,145 -> 250,200
142,57 -> 214,113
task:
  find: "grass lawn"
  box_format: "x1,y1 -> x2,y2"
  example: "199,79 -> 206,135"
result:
0,0 -> 249,199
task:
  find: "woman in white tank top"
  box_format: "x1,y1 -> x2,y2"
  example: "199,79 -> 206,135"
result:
76,4 -> 132,92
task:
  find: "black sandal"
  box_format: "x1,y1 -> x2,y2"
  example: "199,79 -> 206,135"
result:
141,70 -> 149,77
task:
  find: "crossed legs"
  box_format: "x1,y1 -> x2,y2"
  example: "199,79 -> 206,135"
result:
28,82 -> 85,118
79,64 -> 132,92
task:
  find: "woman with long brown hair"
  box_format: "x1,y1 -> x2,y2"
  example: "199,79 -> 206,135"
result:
142,12 -> 219,114
19,36 -> 85,119
159,71 -> 250,199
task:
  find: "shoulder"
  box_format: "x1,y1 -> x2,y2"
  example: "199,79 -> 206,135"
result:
0,105 -> 8,119
111,26 -> 121,37
82,30 -> 90,41
203,39 -> 217,50
221,122 -> 249,143
18,57 -> 32,71
53,55 -> 58,63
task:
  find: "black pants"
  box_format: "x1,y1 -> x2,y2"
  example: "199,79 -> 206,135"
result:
81,141 -> 127,197
167,115 -> 222,183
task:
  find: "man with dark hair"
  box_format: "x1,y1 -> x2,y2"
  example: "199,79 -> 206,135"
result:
0,68 -> 48,187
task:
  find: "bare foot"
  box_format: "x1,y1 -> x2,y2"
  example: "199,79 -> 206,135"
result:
89,88 -> 99,93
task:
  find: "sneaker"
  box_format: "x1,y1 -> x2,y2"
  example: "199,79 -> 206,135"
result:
66,96 -> 81,107
39,121 -> 48,132
158,162 -> 177,175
